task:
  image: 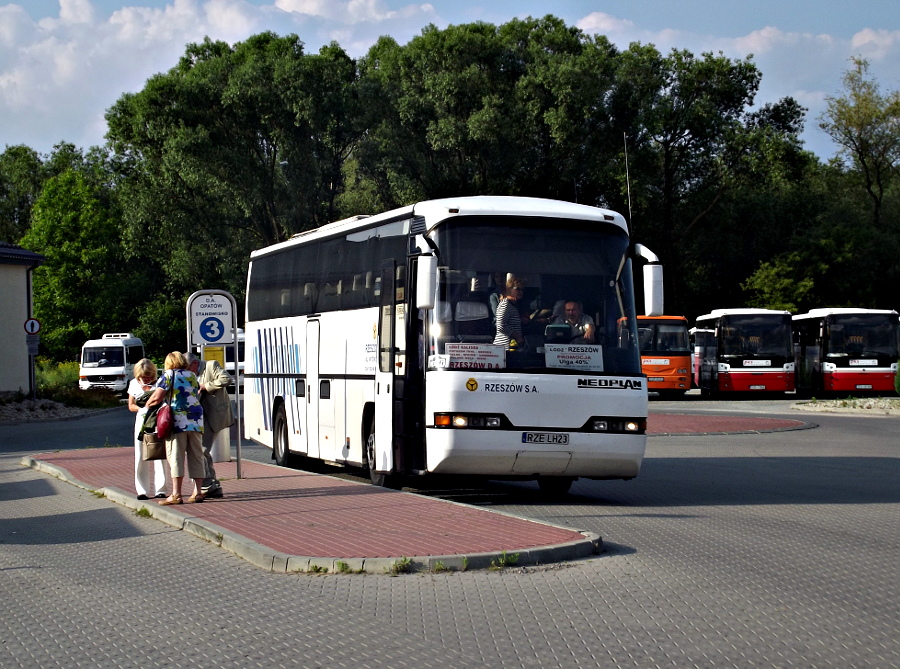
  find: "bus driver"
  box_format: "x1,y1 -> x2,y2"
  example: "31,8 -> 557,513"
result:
552,300 -> 596,344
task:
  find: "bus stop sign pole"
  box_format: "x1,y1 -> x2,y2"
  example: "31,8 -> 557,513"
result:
186,290 -> 242,479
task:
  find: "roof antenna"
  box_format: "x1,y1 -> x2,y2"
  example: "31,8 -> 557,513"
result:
623,132 -> 634,226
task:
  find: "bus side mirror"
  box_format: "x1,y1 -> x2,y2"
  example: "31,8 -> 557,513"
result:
416,254 -> 437,310
643,263 -> 664,317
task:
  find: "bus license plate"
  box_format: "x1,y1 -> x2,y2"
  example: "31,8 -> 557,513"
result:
522,432 -> 569,445
749,385 -> 766,390
648,377 -> 665,382
856,384 -> 873,390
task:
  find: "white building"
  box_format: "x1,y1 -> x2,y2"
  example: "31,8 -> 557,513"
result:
0,242 -> 44,394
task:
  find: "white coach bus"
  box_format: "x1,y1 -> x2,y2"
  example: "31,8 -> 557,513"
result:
243,196 -> 663,495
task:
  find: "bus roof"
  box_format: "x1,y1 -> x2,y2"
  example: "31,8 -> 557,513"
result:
793,307 -> 899,320
637,315 -> 688,322
250,196 -> 628,259
697,308 -> 792,320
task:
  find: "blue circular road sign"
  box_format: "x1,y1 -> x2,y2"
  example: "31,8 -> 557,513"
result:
199,317 -> 225,343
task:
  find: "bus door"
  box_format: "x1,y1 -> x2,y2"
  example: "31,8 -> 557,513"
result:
374,261 -> 398,474
305,319 -> 320,459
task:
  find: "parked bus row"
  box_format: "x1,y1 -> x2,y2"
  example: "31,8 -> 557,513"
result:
639,308 -> 899,398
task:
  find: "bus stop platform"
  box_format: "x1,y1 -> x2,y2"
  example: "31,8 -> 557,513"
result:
20,413 -> 810,573
22,448 -> 599,574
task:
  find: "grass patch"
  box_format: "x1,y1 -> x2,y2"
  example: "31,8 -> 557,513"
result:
134,507 -> 152,518
489,551 -> 519,571
388,556 -> 413,575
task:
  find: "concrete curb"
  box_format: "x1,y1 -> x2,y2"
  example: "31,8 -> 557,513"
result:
21,455 -> 601,575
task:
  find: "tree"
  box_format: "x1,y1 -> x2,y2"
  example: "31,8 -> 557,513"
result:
613,46 -> 812,314
819,57 -> 900,226
20,171 -> 140,359
0,145 -> 44,243
106,33 -> 363,305
356,16 -> 623,206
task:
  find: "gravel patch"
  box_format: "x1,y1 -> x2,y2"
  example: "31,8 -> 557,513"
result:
793,396 -> 900,415
0,399 -> 107,424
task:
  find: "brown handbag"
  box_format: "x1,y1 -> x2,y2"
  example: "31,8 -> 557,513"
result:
141,432 -> 166,461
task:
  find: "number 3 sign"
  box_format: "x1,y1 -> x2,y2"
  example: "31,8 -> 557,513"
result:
187,291 -> 235,346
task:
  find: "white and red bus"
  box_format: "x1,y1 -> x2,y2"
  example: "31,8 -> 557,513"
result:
637,315 -> 691,397
242,196 -> 663,495
793,308 -> 899,395
694,308 -> 794,396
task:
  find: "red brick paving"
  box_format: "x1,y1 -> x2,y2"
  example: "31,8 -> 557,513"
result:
648,413 -> 806,434
33,448 -> 584,558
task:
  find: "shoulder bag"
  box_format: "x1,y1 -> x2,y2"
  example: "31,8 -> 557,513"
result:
141,431 -> 166,461
155,370 -> 177,439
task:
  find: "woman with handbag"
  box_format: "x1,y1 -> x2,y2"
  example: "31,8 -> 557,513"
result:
127,359 -> 167,500
146,351 -> 206,505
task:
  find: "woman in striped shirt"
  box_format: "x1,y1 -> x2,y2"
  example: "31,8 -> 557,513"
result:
493,278 -> 528,349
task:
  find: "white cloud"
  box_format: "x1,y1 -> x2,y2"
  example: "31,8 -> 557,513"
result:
850,28 -> 900,61
59,0 -> 96,24
275,0 -> 431,24
576,12 -> 634,35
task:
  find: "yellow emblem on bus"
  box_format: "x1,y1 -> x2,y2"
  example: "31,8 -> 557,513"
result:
466,378 -> 478,391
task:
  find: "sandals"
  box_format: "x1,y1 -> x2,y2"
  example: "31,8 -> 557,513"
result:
158,495 -> 182,505
188,492 -> 206,504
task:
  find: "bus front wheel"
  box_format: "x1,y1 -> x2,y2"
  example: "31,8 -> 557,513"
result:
365,421 -> 402,490
273,405 -> 293,468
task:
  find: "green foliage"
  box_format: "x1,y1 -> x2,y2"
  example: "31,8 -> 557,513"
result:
21,171 -> 126,358
0,144 -> 44,243
820,57 -> 900,226
741,253 -> 817,312
106,32 -> 364,311
35,359 -> 79,390
34,358 -> 121,408
389,556 -> 413,574
489,550 -> 520,570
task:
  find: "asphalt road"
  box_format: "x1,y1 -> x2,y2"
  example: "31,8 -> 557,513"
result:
0,397 -> 897,668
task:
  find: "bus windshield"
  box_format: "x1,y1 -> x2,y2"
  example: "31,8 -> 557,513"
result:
719,314 -> 792,359
825,313 -> 899,358
82,347 -> 125,367
426,216 -> 640,374
639,322 -> 690,355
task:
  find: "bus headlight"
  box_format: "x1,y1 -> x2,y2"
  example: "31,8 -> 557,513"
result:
624,421 -> 641,432
592,420 -> 608,431
434,413 -> 502,428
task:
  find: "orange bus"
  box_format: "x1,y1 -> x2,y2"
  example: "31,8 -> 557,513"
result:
637,315 -> 691,397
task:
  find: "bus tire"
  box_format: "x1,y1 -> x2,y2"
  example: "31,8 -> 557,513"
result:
273,404 -> 293,468
365,420 -> 402,490
538,476 -> 574,497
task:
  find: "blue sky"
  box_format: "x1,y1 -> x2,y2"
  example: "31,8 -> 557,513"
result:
3,1 -> 899,159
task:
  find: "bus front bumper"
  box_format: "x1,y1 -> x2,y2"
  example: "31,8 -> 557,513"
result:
424,428 -> 645,480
